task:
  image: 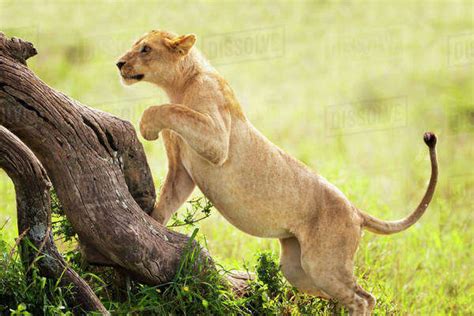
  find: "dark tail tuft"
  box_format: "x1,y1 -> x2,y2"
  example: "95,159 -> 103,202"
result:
423,132 -> 437,148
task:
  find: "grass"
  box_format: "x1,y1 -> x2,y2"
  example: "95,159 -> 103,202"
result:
0,0 -> 473,314
0,206 -> 345,315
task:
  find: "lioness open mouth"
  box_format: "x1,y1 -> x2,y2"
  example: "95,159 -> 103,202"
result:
123,74 -> 144,80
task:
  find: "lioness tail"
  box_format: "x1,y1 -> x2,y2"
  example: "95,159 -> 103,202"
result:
360,132 -> 438,235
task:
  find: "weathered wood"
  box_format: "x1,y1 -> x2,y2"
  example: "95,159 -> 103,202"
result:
0,33 -> 212,287
0,125 -> 107,314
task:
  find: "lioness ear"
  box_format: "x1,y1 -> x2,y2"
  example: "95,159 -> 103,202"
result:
164,34 -> 196,55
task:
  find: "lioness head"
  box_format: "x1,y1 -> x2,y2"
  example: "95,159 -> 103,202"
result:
116,30 -> 196,86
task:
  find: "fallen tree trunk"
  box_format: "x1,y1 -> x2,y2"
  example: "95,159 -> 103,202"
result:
0,33 -> 219,307
0,125 -> 107,313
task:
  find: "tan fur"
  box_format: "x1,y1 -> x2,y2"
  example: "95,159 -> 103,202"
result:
117,30 -> 438,315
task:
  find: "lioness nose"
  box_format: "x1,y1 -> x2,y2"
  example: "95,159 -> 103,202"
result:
116,61 -> 126,70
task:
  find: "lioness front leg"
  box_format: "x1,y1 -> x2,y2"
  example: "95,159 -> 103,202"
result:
151,130 -> 196,224
139,103 -> 230,165
152,164 -> 195,224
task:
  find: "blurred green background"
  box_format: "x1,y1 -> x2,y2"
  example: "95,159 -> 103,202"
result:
0,0 -> 472,314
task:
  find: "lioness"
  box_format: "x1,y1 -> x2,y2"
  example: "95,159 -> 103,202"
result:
117,30 -> 438,315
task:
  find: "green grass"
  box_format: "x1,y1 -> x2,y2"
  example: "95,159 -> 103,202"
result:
0,0 -> 473,314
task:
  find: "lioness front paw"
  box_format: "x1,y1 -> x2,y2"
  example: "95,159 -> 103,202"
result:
140,124 -> 159,141
150,211 -> 166,225
139,107 -> 161,141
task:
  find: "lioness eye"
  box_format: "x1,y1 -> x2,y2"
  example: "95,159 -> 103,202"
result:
140,45 -> 151,53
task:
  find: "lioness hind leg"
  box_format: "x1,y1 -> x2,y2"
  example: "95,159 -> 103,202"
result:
279,237 -> 331,299
297,226 -> 373,315
355,283 -> 376,315
300,251 -> 368,315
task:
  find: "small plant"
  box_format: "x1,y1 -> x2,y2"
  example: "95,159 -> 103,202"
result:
50,188 -> 76,243
254,252 -> 284,295
168,197 -> 213,228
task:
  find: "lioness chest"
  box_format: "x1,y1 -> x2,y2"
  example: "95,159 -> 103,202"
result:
166,120 -> 321,238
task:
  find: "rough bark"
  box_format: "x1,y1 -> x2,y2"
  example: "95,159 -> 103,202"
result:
0,125 -> 107,314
